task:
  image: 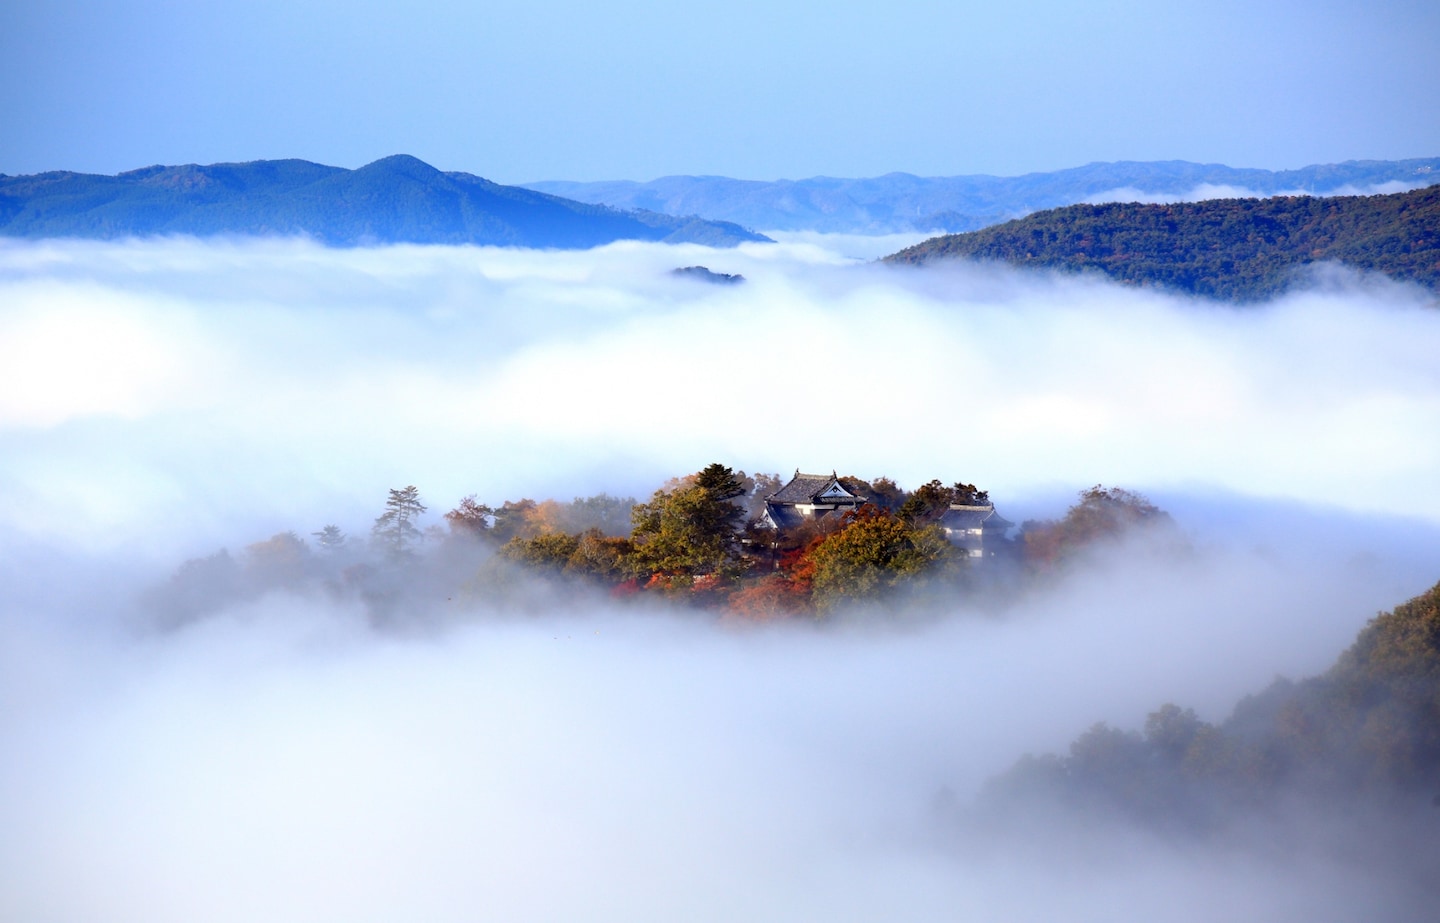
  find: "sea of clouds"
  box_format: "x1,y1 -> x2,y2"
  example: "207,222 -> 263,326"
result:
1082,178 -> 1432,206
2,235 -> 1439,921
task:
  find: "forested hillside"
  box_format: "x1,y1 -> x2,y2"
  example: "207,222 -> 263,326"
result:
885,185 -> 1440,301
980,578 -> 1440,828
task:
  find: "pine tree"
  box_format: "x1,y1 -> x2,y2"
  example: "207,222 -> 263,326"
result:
311,524 -> 347,550
629,463 -> 747,577
372,486 -> 427,557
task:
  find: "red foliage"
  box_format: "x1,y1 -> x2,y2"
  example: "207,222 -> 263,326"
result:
779,533 -> 829,591
610,578 -> 641,598
727,575 -> 810,621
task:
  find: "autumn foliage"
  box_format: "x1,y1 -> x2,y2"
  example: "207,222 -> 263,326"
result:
149,468 -> 1183,625
1021,485 -> 1171,571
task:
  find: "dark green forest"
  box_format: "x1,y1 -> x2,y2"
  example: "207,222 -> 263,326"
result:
885,184 -> 1440,301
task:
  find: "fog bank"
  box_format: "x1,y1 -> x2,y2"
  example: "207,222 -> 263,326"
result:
1,236 -> 1437,558
1083,178 -> 1435,206
4,537 -> 1437,921
2,235 -> 1439,920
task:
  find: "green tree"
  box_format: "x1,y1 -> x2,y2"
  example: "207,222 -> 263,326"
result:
898,479 -> 989,523
694,462 -> 745,504
806,508 -> 956,610
499,530 -> 581,574
372,485 -> 427,556
561,493 -> 637,537
951,482 -> 990,506
311,524 -> 347,550
490,498 -> 539,543
565,530 -> 634,582
629,463 -> 747,578
860,475 -> 908,513
738,471 -> 784,520
898,480 -> 946,522
244,531 -> 313,589
1023,485 -> 1170,569
444,495 -> 493,539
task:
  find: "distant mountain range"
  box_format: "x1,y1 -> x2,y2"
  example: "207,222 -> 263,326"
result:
526,158 -> 1440,235
7,155 -> 1438,255
0,155 -> 770,248
884,184 -> 1440,301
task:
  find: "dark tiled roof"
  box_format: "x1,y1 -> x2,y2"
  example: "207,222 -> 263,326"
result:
767,471 -> 861,504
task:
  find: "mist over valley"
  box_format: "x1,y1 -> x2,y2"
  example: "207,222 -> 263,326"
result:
7,0 -> 1440,914
3,230 -> 1440,920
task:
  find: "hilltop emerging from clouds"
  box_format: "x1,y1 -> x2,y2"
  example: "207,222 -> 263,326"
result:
885,185 -> 1440,301
0,155 -> 770,249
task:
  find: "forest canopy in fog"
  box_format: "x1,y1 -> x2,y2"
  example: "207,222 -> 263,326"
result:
145,466 -> 1174,627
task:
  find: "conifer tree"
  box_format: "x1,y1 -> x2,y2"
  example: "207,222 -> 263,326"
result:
630,463 -> 747,577
312,524 -> 347,550
372,486 -> 427,556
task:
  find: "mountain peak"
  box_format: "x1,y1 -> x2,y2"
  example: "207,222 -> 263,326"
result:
356,154 -> 442,178
0,156 -> 770,248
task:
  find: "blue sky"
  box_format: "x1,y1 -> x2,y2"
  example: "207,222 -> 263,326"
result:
2,0 -> 1438,182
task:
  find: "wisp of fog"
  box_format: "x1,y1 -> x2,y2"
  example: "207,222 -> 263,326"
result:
2,235 -> 1439,921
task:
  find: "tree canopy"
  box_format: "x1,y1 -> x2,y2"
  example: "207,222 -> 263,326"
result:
982,579 -> 1440,828
146,465 -> 1196,623
1022,485 -> 1171,570
372,486 -> 427,556
629,464 -> 747,578
807,507 -> 958,610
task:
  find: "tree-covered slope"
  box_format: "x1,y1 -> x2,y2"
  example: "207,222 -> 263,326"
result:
884,185 -> 1440,300
0,155 -> 770,248
983,578 -> 1440,826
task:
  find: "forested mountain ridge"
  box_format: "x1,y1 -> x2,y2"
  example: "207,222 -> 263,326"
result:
0,155 -> 770,248
883,185 -> 1440,301
525,158 -> 1440,234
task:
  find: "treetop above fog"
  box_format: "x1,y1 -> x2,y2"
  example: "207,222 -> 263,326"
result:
145,464 -> 1183,627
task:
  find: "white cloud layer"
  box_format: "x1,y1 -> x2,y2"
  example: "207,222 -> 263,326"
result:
3,541 -> 1436,922
1083,179 -> 1433,205
2,236 -> 1439,921
1,236 -> 1437,555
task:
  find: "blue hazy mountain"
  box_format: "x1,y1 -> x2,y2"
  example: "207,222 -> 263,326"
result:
0,155 -> 770,248
525,158 -> 1440,234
